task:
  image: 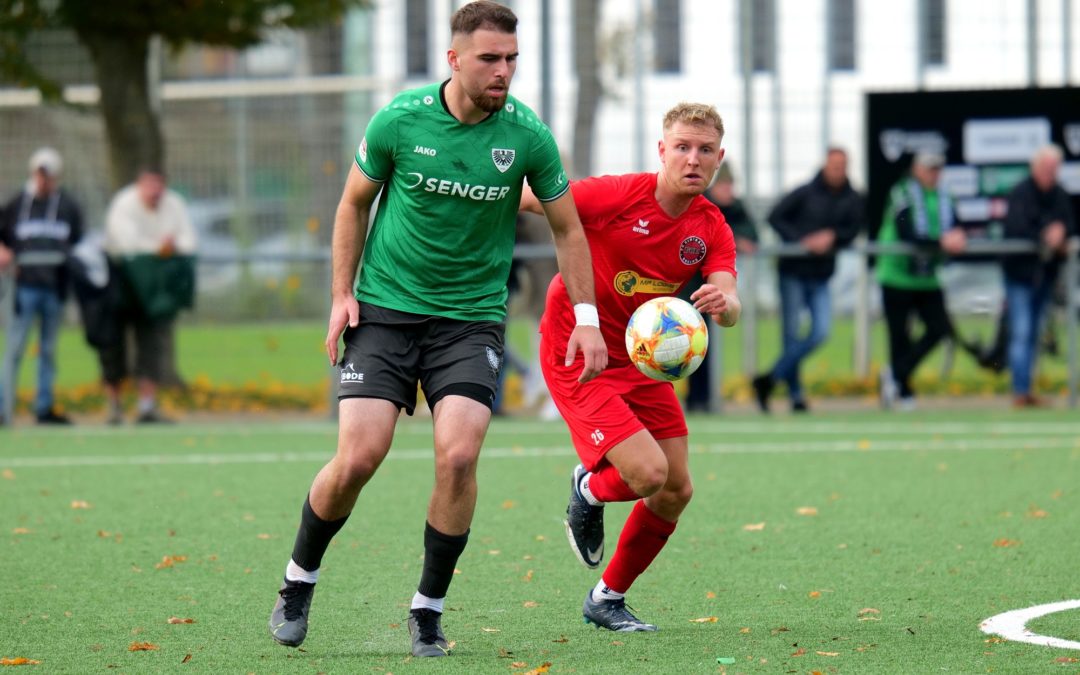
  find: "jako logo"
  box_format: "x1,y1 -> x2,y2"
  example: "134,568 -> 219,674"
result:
401,172 -> 511,202
414,145 -> 437,156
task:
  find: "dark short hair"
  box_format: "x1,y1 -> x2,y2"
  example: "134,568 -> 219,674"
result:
451,1 -> 517,37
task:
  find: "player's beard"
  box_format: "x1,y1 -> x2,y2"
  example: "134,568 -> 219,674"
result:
469,90 -> 508,113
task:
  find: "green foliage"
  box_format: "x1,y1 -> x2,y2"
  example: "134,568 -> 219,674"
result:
0,0 -> 369,96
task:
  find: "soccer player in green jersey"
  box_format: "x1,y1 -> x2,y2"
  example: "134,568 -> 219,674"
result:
268,0 -> 607,657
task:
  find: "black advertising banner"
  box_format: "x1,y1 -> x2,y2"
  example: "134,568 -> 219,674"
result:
865,87 -> 1080,240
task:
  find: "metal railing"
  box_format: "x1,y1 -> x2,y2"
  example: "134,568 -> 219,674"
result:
2,239 -> 1077,422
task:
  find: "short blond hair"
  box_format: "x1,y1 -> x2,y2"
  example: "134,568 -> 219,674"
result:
663,102 -> 724,138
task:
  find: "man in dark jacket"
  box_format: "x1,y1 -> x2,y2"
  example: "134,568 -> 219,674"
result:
0,147 -> 84,425
1001,144 -> 1076,408
752,148 -> 864,412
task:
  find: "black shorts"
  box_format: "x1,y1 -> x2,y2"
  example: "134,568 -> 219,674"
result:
337,302 -> 505,415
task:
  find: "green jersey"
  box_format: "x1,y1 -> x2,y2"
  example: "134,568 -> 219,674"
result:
354,81 -> 569,321
876,177 -> 953,291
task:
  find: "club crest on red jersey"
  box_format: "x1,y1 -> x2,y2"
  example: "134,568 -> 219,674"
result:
679,236 -> 706,265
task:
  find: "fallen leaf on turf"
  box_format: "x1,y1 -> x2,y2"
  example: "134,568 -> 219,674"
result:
611,640 -> 624,646
740,627 -> 751,634
809,591 -> 821,598
511,662 -> 526,668
180,654 -> 191,664
2,469 -> 14,480
771,626 -> 790,635
481,627 -> 500,633
12,528 -> 30,535
791,647 -> 807,656
1051,489 -> 1064,500
155,555 -> 188,569
501,500 -> 517,509
167,617 -> 195,624
256,534 -> 272,540
522,570 -> 533,582
242,514 -> 255,521
70,500 -> 91,510
816,651 -> 839,656
497,648 -> 513,658
985,636 -> 1006,643
453,568 -> 462,574
523,663 -> 551,675
388,623 -> 399,629
689,617 -> 718,623
1026,505 -> 1048,519
743,522 -> 766,531
488,550 -> 501,555
857,608 -> 881,617
811,671 -> 824,675
534,535 -> 545,541
1,657 -> 41,665
552,636 -> 568,643
796,506 -> 818,516
706,591 -> 717,599
857,439 -> 871,450
128,642 -> 159,652
992,538 -> 1021,548
1056,657 -> 1079,663
522,601 -> 539,608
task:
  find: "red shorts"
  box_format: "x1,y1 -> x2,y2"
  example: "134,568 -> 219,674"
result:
540,334 -> 688,471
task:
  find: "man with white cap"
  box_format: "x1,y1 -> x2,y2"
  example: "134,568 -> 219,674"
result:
0,147 -> 85,425
875,150 -> 966,410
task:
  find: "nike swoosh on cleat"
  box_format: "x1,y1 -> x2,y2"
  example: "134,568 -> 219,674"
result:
586,546 -> 603,562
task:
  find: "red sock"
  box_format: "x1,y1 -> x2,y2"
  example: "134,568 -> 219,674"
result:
601,501 -> 677,594
586,463 -> 640,503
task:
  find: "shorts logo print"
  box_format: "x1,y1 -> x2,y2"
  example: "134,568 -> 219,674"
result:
340,361 -> 364,383
485,346 -> 502,373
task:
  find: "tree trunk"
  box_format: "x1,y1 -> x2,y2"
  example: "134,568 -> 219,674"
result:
572,0 -> 601,178
78,31 -> 163,191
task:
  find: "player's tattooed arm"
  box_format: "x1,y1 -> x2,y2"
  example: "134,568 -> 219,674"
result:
691,271 -> 740,328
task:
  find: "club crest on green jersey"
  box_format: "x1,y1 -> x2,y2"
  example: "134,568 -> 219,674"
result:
492,148 -> 515,173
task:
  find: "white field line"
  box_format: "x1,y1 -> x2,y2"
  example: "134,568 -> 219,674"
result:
2,435 -> 1077,468
980,600 -> 1080,650
3,419 -> 1080,439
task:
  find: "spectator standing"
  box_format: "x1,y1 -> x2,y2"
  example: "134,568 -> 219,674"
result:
875,151 -> 966,410
751,148 -> 864,413
1001,144 -> 1076,408
0,148 -> 84,425
681,162 -> 756,412
103,169 -> 197,423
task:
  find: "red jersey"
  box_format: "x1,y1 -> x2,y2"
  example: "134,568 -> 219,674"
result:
540,172 -> 737,366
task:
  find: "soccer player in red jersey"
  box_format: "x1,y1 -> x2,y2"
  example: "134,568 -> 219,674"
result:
521,102 -> 740,631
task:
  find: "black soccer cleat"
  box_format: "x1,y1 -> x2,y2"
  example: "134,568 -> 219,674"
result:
268,578 -> 315,647
582,592 -> 658,632
564,464 -> 605,569
408,608 -> 451,657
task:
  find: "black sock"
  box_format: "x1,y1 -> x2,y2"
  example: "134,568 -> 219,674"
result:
417,522 -> 469,601
290,495 -> 349,573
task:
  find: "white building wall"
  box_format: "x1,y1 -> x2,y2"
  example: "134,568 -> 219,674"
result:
364,0 -> 1078,201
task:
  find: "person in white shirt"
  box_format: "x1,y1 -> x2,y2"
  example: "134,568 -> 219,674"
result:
102,169 -> 197,424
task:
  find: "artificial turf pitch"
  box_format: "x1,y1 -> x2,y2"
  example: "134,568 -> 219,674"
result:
2,410 -> 1079,673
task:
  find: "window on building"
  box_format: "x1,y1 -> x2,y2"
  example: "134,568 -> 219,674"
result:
827,0 -> 856,71
653,0 -> 681,73
920,0 -> 946,66
405,0 -> 429,77
744,0 -> 776,73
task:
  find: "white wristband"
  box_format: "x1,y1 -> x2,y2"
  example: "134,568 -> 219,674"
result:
573,303 -> 600,328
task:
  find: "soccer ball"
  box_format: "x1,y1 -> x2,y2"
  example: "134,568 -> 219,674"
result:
625,296 -> 708,382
